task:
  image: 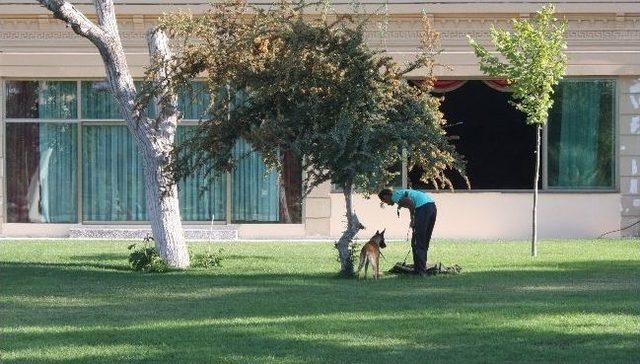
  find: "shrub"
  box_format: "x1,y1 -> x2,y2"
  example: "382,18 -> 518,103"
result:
192,247 -> 224,269
127,235 -> 169,273
335,241 -> 361,278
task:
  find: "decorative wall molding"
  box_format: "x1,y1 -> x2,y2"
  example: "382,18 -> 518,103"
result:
363,16 -> 640,47
0,31 -> 148,41
0,14 -> 638,50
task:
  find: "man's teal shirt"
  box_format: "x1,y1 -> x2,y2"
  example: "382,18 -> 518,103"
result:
390,189 -> 434,208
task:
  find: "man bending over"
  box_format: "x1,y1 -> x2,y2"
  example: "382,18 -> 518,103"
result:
378,188 -> 437,276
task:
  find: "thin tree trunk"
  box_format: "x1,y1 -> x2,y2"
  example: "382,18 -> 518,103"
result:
531,124 -> 541,257
335,182 -> 364,276
279,153 -> 291,223
279,180 -> 291,223
38,0 -> 190,268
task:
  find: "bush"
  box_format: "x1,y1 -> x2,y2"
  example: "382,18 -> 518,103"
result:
335,241 -> 361,278
192,247 -> 224,269
127,236 -> 169,273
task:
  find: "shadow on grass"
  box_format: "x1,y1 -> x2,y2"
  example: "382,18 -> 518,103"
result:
2,260 -> 133,272
49,252 -> 275,272
1,259 -> 639,363
65,252 -> 275,268
68,253 -> 127,261
216,254 -> 275,262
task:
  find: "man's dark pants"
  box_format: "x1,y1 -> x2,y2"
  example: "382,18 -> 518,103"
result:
411,202 -> 437,274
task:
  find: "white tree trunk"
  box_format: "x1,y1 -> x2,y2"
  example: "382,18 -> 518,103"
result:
141,145 -> 189,267
142,29 -> 190,267
38,0 -> 190,268
335,182 -> 364,276
531,124 -> 541,257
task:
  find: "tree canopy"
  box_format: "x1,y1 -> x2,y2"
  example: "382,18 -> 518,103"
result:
468,4 -> 567,257
468,4 -> 567,125
151,1 -> 465,196
147,0 -> 467,275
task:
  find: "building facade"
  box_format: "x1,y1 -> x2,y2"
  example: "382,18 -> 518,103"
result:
0,1 -> 639,240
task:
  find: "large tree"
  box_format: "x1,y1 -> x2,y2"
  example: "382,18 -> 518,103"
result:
38,0 -> 190,267
468,5 -> 567,256
156,2 -> 464,276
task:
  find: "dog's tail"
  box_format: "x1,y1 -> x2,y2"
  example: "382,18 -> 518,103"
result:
356,252 -> 367,274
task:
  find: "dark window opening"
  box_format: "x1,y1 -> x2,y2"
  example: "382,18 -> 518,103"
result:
409,80 -> 535,190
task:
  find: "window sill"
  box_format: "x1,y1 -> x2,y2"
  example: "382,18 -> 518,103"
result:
332,189 -> 619,194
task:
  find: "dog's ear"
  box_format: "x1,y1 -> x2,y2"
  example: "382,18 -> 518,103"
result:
375,229 -> 379,235
381,228 -> 386,235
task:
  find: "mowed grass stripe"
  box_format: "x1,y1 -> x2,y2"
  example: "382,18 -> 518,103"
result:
1,239 -> 638,363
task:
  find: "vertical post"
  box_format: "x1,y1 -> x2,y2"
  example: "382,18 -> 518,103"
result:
76,80 -> 83,224
278,155 -> 291,223
402,148 -> 408,188
300,158 -> 307,223
226,172 -> 232,224
225,84 -> 232,225
0,79 -> 5,227
542,123 -> 548,190
532,124 -> 542,257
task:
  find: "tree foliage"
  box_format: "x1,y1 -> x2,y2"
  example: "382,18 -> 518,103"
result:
468,4 -> 567,257
151,0 -> 465,197
39,0 -> 190,268
468,4 -> 567,125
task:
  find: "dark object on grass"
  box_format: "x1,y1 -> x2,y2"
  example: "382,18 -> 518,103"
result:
388,262 -> 462,276
127,234 -> 169,273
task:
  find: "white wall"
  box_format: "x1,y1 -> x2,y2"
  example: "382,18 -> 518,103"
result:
330,192 -> 621,240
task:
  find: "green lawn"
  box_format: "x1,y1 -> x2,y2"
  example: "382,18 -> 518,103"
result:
1,239 -> 639,363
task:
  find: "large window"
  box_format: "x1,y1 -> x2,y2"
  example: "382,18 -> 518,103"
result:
4,80 -> 302,224
547,80 -> 615,189
7,80 -> 77,119
359,79 -> 616,192
400,79 -> 615,190
81,81 -> 121,119
6,123 -> 78,222
5,81 -> 78,222
82,125 -> 147,221
177,127 -> 227,222
412,80 -> 534,190
232,139 -> 280,222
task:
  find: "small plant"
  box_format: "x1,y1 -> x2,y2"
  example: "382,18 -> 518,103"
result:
127,235 -> 169,273
335,241 -> 361,278
193,247 -> 224,269
468,4 -> 567,257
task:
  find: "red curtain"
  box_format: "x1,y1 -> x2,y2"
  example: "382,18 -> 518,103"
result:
482,79 -> 511,92
432,80 -> 467,93
430,80 -> 511,93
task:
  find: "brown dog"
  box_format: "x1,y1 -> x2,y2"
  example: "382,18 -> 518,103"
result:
357,229 -> 387,279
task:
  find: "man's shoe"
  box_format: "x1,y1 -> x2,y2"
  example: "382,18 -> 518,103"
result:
414,263 -> 441,277
413,269 -> 431,277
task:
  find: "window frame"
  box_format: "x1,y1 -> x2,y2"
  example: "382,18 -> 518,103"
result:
3,78 -> 81,224
2,79 -> 305,225
329,77 -> 619,194
543,77 -> 618,192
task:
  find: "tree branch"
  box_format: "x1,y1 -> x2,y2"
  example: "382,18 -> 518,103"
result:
39,0 -> 146,134
147,27 -> 179,141
91,80 -> 111,92
94,0 -> 119,36
37,0 -> 109,48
